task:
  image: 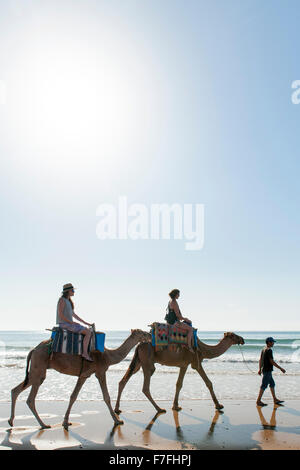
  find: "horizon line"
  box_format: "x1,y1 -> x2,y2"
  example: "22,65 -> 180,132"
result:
1,329 -> 300,333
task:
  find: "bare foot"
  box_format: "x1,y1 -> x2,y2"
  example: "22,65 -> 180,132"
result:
172,406 -> 182,411
115,409 -> 122,415
8,418 -> 13,427
216,404 -> 224,410
256,401 -> 267,407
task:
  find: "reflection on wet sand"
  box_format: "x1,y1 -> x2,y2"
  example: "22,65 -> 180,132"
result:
103,421 -> 124,447
140,408 -> 224,448
142,411 -> 166,446
0,401 -> 300,450
208,410 -> 224,435
257,405 -> 279,430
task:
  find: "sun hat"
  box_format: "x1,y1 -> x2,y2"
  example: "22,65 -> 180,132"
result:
62,283 -> 76,293
266,337 -> 276,344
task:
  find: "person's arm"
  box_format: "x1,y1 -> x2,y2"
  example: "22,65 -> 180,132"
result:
171,300 -> 191,323
270,358 -> 286,373
73,312 -> 92,327
258,350 -> 263,375
58,298 -> 72,324
171,300 -> 183,321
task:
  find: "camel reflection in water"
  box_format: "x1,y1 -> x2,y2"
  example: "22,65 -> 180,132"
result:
141,408 -> 224,447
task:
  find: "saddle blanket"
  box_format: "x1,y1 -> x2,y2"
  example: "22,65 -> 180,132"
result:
151,322 -> 198,351
50,327 -> 105,355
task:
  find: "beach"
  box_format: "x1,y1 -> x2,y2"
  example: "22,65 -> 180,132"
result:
1,399 -> 300,450
1,330 -> 300,450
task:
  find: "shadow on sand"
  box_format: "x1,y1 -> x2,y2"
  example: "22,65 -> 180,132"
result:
1,403 -> 300,450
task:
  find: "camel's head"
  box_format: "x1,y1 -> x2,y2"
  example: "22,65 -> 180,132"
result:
224,332 -> 244,345
131,329 -> 152,343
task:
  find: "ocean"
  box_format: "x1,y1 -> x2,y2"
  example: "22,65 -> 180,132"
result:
1,331 -> 300,402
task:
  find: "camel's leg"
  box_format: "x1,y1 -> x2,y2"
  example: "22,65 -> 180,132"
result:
97,374 -> 124,425
26,381 -> 51,429
114,361 -> 141,414
62,376 -> 88,430
8,380 -> 32,427
141,365 -> 166,414
195,363 -> 223,410
172,366 -> 188,411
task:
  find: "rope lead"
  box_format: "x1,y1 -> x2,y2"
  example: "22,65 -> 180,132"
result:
238,344 -> 258,375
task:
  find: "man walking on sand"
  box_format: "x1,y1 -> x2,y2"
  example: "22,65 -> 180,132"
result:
256,337 -> 286,407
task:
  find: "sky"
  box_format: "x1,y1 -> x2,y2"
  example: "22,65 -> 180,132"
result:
0,0 -> 299,331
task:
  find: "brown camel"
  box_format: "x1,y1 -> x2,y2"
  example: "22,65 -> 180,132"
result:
114,332 -> 245,414
9,329 -> 151,430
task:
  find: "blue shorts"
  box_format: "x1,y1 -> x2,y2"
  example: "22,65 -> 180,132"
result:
58,322 -> 87,334
261,371 -> 275,390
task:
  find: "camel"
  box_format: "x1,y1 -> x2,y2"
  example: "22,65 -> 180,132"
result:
114,331 -> 245,414
8,329 -> 151,430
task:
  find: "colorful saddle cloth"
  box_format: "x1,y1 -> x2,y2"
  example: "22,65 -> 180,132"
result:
50,327 -> 105,355
151,322 -> 198,351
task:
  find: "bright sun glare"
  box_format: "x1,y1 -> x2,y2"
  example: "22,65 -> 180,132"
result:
7,22 -> 160,178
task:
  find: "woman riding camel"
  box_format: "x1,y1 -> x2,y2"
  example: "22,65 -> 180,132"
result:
165,289 -> 195,353
56,283 -> 94,361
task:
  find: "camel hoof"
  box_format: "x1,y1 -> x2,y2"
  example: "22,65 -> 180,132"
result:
115,409 -> 122,415
172,406 -> 182,411
216,404 -> 224,410
62,422 -> 72,430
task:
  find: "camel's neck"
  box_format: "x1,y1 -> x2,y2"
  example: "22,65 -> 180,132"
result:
105,334 -> 138,365
197,337 -> 233,359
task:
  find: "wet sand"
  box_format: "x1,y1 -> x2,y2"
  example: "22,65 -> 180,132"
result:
0,399 -> 300,450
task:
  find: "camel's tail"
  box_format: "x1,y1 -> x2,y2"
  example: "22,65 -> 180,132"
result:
23,349 -> 34,387
123,345 -> 141,381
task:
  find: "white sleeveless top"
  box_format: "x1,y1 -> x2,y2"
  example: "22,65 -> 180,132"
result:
56,297 -> 74,325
